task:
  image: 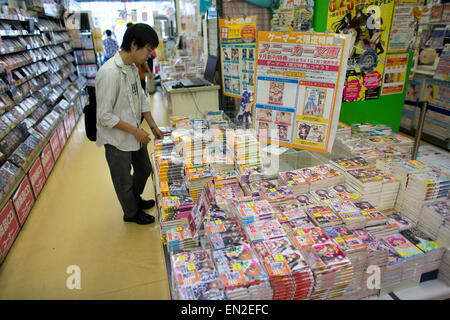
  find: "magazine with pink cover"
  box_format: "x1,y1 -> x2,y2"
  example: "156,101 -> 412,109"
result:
265,237 -> 310,273
312,242 -> 350,267
298,167 -> 323,182
279,170 -> 308,185
311,189 -> 335,204
296,194 -> 318,207
328,184 -> 361,201
307,205 -> 342,226
285,216 -> 316,231
382,234 -> 423,259
255,219 -> 287,240
314,164 -> 342,179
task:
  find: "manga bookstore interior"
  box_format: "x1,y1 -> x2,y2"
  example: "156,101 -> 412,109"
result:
1,0 -> 450,303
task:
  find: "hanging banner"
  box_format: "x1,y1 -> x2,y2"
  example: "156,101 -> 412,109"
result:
388,0 -> 424,53
252,31 -> 351,153
219,16 -> 257,99
381,53 -> 409,95
327,0 -> 394,102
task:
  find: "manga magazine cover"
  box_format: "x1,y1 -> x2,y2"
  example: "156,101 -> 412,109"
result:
327,0 -> 395,102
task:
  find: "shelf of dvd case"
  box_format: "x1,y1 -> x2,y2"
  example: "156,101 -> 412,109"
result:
0,39 -> 71,57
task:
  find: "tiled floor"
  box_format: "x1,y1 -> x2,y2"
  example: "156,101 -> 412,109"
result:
0,91 -> 171,299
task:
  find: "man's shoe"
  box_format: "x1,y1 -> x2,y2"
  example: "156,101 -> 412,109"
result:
138,198 -> 156,210
124,210 -> 155,225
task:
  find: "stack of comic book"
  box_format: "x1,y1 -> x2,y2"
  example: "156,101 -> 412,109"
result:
270,200 -> 312,226
305,204 -> 343,228
401,228 -> 446,273
253,237 -> 315,300
213,169 -> 238,188
161,194 -> 195,227
323,226 -> 368,299
310,188 -> 337,206
379,239 -> 405,289
353,229 -> 389,276
166,225 -> 197,251
336,122 -> 351,138
378,174 -> 401,211
185,165 -> 215,202
390,133 -> 414,156
246,179 -> 279,197
154,137 -> 175,158
364,219 -> 400,239
351,123 -> 392,137
328,184 -> 362,202
419,200 -> 450,239
385,214 -> 415,232
169,115 -> 191,129
204,217 -> 249,251
170,249 -> 227,300
352,148 -> 386,165
299,242 -> 354,300
329,156 -> 371,172
345,167 -> 384,207
298,165 -> 344,191
243,219 -> 287,243
295,193 -> 320,209
236,164 -> 264,185
227,129 -> 261,167
391,160 -> 429,210
278,169 -> 310,194
156,155 -> 185,183
262,185 -> 296,203
230,198 -> 276,225
382,234 -> 425,284
214,183 -> 246,210
354,202 -> 388,227
212,244 -> 272,300
329,200 -> 367,230
398,168 -> 450,223
436,217 -> 450,285
159,180 -> 189,198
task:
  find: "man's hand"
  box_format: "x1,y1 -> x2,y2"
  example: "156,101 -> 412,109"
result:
151,127 -> 164,140
133,128 -> 151,144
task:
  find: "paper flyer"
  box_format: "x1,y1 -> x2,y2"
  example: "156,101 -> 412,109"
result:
252,31 -> 351,153
381,53 -> 409,95
219,16 -> 257,99
327,0 -> 395,102
388,1 -> 424,53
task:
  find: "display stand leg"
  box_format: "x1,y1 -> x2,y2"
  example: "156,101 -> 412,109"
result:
412,101 -> 427,160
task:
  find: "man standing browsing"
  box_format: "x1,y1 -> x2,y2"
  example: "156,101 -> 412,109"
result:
96,23 -> 164,225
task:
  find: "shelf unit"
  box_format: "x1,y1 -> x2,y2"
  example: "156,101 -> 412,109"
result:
0,3 -> 89,264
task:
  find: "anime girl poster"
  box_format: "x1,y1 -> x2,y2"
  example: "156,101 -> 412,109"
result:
303,87 -> 326,117
327,0 -> 394,102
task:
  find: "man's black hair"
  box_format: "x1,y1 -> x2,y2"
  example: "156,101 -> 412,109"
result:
105,29 -> 112,37
121,23 -> 159,51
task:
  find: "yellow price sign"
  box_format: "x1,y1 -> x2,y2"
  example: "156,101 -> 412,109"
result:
297,230 -> 305,236
178,255 -> 186,262
176,226 -> 183,231
275,254 -> 285,262
232,263 -> 242,271
247,202 -> 255,208
270,188 -> 277,192
215,220 -> 223,225
335,237 -> 344,242
187,264 -> 196,271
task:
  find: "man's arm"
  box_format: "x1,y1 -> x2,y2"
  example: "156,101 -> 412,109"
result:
114,120 -> 151,144
143,111 -> 163,139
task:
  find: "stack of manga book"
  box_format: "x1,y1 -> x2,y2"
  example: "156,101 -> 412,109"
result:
329,156 -> 371,172
385,214 -> 415,232
288,227 -> 330,249
352,148 -> 386,165
213,169 -> 238,188
253,237 -> 315,300
363,219 -> 400,239
378,174 -> 401,211
351,123 -> 392,137
244,219 -> 287,243
156,154 -> 185,183
295,193 -> 320,209
230,198 -> 276,225
170,249 -> 227,300
391,160 -> 429,210
418,200 -> 450,239
161,193 -> 195,227
305,204 -> 343,228
154,137 -> 175,159
401,228 -> 446,273
227,129 -> 261,168
166,225 -> 197,251
328,184 -> 362,202
245,179 -> 279,197
212,244 -> 273,300
310,188 -> 337,206
398,168 -> 450,223
278,169 -> 309,194
323,226 -> 368,298
382,233 -> 425,284
437,216 -> 450,285
336,122 -> 351,138
379,239 -> 405,289
299,242 -> 353,300
329,200 -> 367,230
159,180 -> 188,198
439,249 -> 450,286
204,217 -> 249,250
345,167 -> 384,207
214,183 -> 246,210
298,164 -> 344,191
236,164 -> 264,185
262,185 -> 296,204
354,202 -> 388,227
270,200 -> 312,227
185,165 -> 215,202
389,134 -> 414,156
188,189 -> 212,238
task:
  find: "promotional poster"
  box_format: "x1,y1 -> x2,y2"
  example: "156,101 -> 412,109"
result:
381,53 -> 409,95
327,0 -> 395,102
252,31 -> 351,153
